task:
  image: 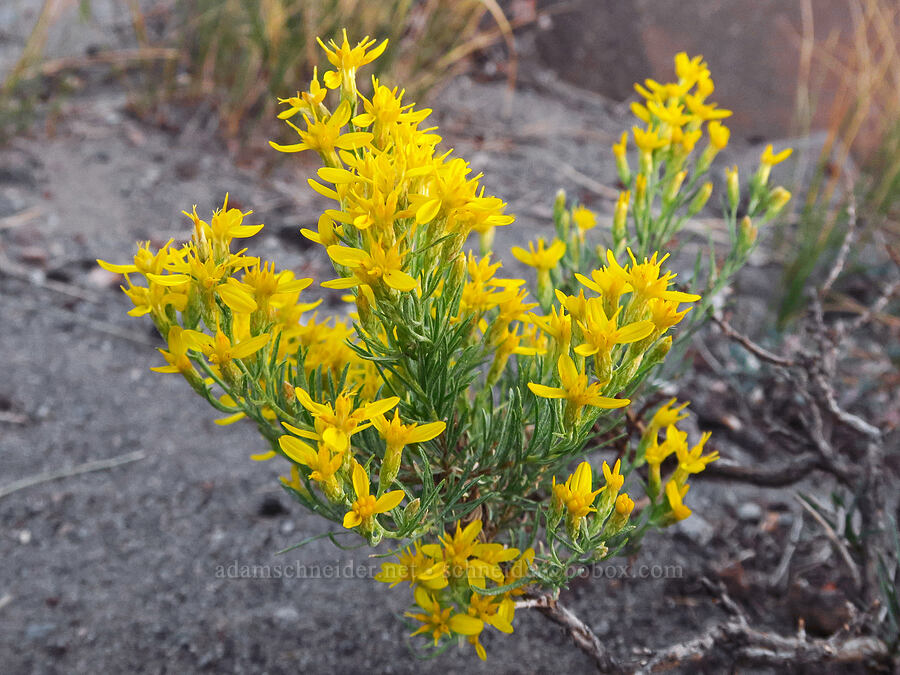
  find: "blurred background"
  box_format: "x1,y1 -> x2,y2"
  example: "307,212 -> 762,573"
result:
1,1 -> 897,672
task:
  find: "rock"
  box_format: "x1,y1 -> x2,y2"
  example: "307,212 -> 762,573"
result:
258,495 -> 287,518
675,513 -> 715,547
25,623 -> 57,641
737,502 -> 763,522
273,606 -> 300,624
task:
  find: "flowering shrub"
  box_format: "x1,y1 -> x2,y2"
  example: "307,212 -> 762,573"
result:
99,34 -> 792,660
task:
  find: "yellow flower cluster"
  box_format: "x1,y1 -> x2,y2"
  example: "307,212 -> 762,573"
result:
376,519 -> 534,660
605,52 -> 793,259
527,248 -> 699,426
551,460 -> 634,539
642,398 -> 719,521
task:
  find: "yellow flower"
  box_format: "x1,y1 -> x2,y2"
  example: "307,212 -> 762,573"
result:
375,544 -> 448,590
290,389 -> 399,453
612,131 -> 628,160
528,354 -> 630,424
552,461 -> 602,527
276,67 -> 327,120
151,326 -> 206,375
665,479 -> 692,521
372,411 -> 446,453
510,238 -> 566,272
673,431 -> 717,485
606,249 -> 701,304
571,206 -> 597,233
269,100 -> 373,156
467,592 -> 514,634
324,240 -> 418,292
343,459 -> 405,529
648,398 -> 690,435
278,436 -> 342,486
707,120 -> 730,150
193,328 -> 269,368
632,125 -> 668,154
406,586 -> 483,646
372,410 -> 446,489
317,30 -> 388,85
574,299 -> 655,357
760,144 -> 793,167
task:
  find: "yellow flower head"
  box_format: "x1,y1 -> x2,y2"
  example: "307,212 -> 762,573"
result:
632,125 -> 669,154
606,249 -> 701,304
290,389 -> 399,453
270,101 -> 373,156
574,299 -> 654,357
571,206 -> 597,232
649,398 -> 690,434
665,480 -> 692,521
553,461 -> 602,523
371,410 -> 446,453
615,493 -> 635,516
528,354 -> 630,414
675,431 -> 718,476
406,586 -> 483,646
317,30 -> 388,79
511,238 -> 566,272
343,459 -> 405,529
707,120 -> 730,150
601,458 -> 625,494
375,543 -> 448,589
760,144 -> 793,167
324,240 -> 418,292
277,436 -> 343,485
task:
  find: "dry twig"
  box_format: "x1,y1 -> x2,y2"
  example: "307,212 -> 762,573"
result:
0,451 -> 146,500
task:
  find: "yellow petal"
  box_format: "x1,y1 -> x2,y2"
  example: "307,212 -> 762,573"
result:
448,614 -> 484,636
278,435 -> 316,466
334,132 -> 373,149
351,460 -> 369,499
327,245 -> 368,267
616,320 -> 655,344
217,284 -> 258,314
557,354 -> 578,388
343,511 -> 362,528
231,334 -> 270,359
96,259 -> 136,274
527,383 -> 566,399
415,198 -> 441,225
407,421 -> 446,444
374,490 -> 404,514
383,269 -> 417,292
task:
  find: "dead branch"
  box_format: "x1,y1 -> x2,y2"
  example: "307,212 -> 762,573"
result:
635,621 -> 890,673
711,313 -> 795,367
0,450 -> 146,500
520,593 -> 620,673
702,454 -> 822,486
796,494 -> 863,589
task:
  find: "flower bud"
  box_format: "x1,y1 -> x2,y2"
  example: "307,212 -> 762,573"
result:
403,498 -> 420,520
738,216 -> 757,251
612,132 -> 630,184
634,174 -> 647,221
602,493 -> 635,537
663,170 -> 687,205
687,181 -> 713,216
613,191 -> 629,249
765,186 -> 791,220
644,335 -> 673,368
725,165 -> 739,212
